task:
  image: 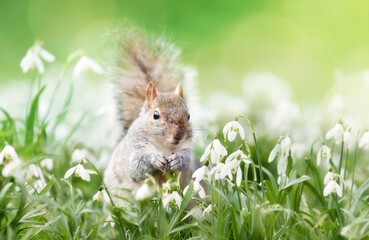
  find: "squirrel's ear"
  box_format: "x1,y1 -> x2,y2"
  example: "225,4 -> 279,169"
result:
145,82 -> 158,109
175,82 -> 184,98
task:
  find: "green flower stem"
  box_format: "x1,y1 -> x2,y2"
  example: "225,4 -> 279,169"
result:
236,115 -> 265,201
343,148 -> 349,179
297,138 -> 321,213
350,129 -> 361,207
85,159 -> 126,240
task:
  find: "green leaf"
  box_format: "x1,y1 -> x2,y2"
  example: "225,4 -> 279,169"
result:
350,178 -> 369,214
25,86 -> 46,145
280,175 -> 311,191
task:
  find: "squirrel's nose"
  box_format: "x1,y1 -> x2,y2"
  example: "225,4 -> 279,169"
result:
173,129 -> 184,141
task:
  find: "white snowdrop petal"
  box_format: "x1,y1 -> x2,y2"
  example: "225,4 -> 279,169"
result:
268,144 -> 280,163
228,131 -> 237,142
222,122 -> 232,135
64,166 -> 76,179
236,167 -> 242,186
87,58 -> 103,74
39,48 -> 55,62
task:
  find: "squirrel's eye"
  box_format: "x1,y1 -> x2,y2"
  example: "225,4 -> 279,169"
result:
187,113 -> 190,120
153,111 -> 160,120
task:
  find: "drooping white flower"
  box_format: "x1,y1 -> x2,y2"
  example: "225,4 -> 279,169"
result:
40,158 -> 53,170
93,189 -> 110,203
2,160 -> 22,178
202,205 -> 212,216
209,163 -> 225,180
280,137 -> 291,159
103,214 -> 115,227
192,166 -> 209,182
72,148 -> 88,163
225,150 -> 251,164
135,183 -> 152,201
0,145 -> 20,164
222,150 -> 251,186
324,171 -> 335,185
20,44 -> 55,74
223,121 -> 245,141
162,182 -> 171,195
200,139 -> 227,165
317,145 -> 331,166
323,180 -> 342,197
184,181 -> 206,199
268,144 -> 281,163
277,156 -> 287,175
326,123 -> 344,144
359,131 -> 369,149
64,164 -> 96,182
162,191 -> 182,209
73,56 -> 103,79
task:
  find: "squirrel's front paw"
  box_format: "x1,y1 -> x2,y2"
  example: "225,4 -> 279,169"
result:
167,153 -> 185,172
151,154 -> 168,172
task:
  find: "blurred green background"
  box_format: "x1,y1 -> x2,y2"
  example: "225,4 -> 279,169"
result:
1,0 -> 369,102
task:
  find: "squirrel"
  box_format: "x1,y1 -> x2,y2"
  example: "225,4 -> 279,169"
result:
104,29 -> 194,202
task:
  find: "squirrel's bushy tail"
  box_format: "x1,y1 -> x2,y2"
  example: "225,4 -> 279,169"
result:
112,28 -> 184,131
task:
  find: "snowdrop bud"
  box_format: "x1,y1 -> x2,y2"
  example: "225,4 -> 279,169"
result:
317,145 -> 331,166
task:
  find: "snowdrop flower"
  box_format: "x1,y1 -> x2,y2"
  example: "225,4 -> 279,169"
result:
135,183 -> 152,201
341,225 -> 356,239
184,181 -> 206,199
200,139 -> 227,165
64,164 -> 96,182
359,131 -> 369,149
324,180 -> 342,197
203,205 -> 212,216
317,145 -> 331,166
277,156 -> 287,175
225,150 -> 251,164
2,160 -> 22,178
103,215 -> 115,227
162,182 -> 171,195
324,171 -> 335,185
223,121 -> 245,141
93,188 -> 110,203
20,44 -> 55,74
73,56 -> 103,79
280,137 -> 291,159
72,149 -> 88,163
27,164 -> 42,178
326,123 -> 344,144
0,145 -> 20,164
323,171 -> 342,197
192,166 -> 209,182
268,144 -> 281,163
162,191 -> 182,209
209,163 -> 225,180
40,158 -> 53,170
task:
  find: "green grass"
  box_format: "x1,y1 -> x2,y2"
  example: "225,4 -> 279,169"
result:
1,48 -> 369,240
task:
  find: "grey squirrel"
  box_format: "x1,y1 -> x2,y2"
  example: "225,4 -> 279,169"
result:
104,29 -> 194,202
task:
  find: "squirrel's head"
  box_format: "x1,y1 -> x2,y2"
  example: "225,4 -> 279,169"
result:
143,81 -> 191,146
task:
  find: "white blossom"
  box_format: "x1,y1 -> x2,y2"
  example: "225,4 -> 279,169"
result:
192,166 -> 209,182
277,156 -> 287,175
73,56 -> 103,79
223,121 -> 245,141
162,191 -> 182,209
200,139 -> 227,165
40,158 -> 53,170
162,182 -> 171,195
221,150 -> 251,186
317,145 -> 331,166
184,181 -> 206,199
103,214 -> 115,227
93,189 -> 110,203
64,164 -> 96,182
202,205 -> 212,216
324,171 -> 335,185
268,144 -> 281,163
209,163 -> 225,180
359,132 -> 369,149
326,123 -> 344,144
135,183 -> 152,201
2,160 -> 22,178
72,149 -> 88,163
20,44 -> 55,74
0,145 -> 20,164
323,180 -> 342,197
280,137 -> 291,159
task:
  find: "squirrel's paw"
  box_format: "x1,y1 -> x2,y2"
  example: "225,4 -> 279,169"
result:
167,153 -> 185,171
151,154 -> 168,172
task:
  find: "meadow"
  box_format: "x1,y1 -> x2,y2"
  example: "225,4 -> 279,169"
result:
1,42 -> 369,239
